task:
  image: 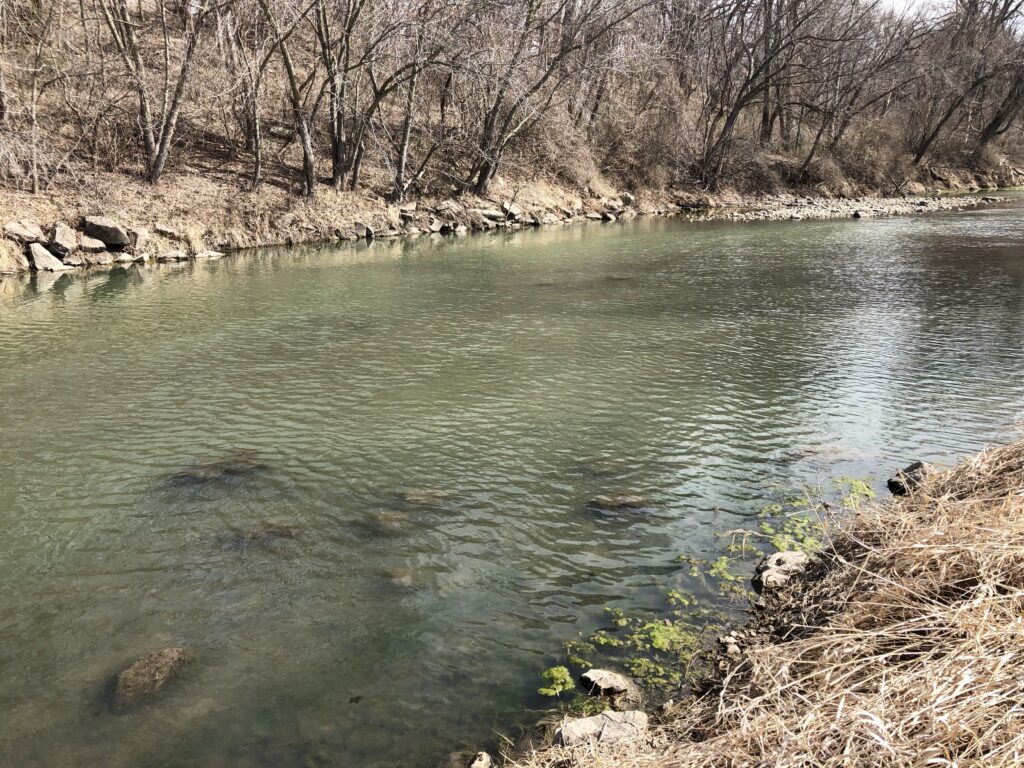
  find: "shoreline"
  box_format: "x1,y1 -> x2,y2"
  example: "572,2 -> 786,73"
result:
499,442 -> 1024,768
0,173 -> 1013,285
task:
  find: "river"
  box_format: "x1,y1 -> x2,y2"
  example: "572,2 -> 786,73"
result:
1,200 -> 1023,766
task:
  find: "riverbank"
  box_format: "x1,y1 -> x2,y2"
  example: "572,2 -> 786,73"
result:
505,440 -> 1024,767
0,170 -> 1012,280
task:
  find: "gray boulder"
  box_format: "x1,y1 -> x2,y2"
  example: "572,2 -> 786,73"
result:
157,250 -> 188,263
28,243 -> 72,272
80,235 -> 107,252
556,710 -> 648,746
753,550 -> 809,593
83,251 -> 114,267
4,220 -> 44,244
353,222 -> 374,239
580,668 -> 637,697
49,223 -> 78,258
580,668 -> 642,708
82,216 -> 131,248
112,647 -> 192,708
129,226 -> 150,253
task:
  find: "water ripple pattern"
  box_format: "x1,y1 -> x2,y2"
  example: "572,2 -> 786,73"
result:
1,201 -> 1024,766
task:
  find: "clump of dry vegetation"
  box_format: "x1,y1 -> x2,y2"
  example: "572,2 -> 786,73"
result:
513,439 -> 1024,767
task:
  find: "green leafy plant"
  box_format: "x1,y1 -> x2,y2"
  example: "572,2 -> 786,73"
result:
538,665 -> 576,697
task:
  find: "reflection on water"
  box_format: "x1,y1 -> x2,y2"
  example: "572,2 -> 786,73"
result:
2,204 -> 1024,766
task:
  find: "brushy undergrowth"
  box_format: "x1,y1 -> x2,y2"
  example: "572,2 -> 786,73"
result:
511,439 -> 1024,767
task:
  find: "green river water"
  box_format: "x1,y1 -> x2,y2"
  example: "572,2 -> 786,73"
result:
1,201 -> 1024,766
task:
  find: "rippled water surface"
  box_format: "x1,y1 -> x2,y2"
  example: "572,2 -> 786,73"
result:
2,202 -> 1024,767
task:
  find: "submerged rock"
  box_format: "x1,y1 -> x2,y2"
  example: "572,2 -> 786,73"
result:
587,494 -> 650,512
383,567 -> 415,587
753,550 -> 809,593
218,522 -> 300,551
404,488 -> 454,506
365,510 -> 410,535
168,449 -> 269,486
112,647 -> 192,708
556,710 -> 648,746
888,460 -> 928,496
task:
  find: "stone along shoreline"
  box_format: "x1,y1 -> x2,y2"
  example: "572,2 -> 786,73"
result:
0,190 -> 1008,280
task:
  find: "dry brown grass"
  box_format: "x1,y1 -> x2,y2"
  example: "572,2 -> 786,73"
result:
512,440 -> 1024,768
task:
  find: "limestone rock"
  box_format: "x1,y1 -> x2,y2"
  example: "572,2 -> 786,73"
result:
354,222 -> 374,239
888,461 -> 928,496
4,220 -> 44,244
28,243 -> 72,272
83,251 -> 114,267
48,223 -> 78,258
157,250 -> 188,263
580,668 -> 637,697
82,216 -> 131,248
556,710 -> 648,746
753,550 -> 809,593
80,235 -> 107,252
0,239 -> 29,273
193,250 -> 224,260
129,226 -> 150,253
113,647 -> 192,707
468,753 -> 492,768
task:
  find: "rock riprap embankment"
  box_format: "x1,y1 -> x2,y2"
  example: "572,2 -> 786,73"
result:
713,193 -> 1001,223
0,193 -> 1005,278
